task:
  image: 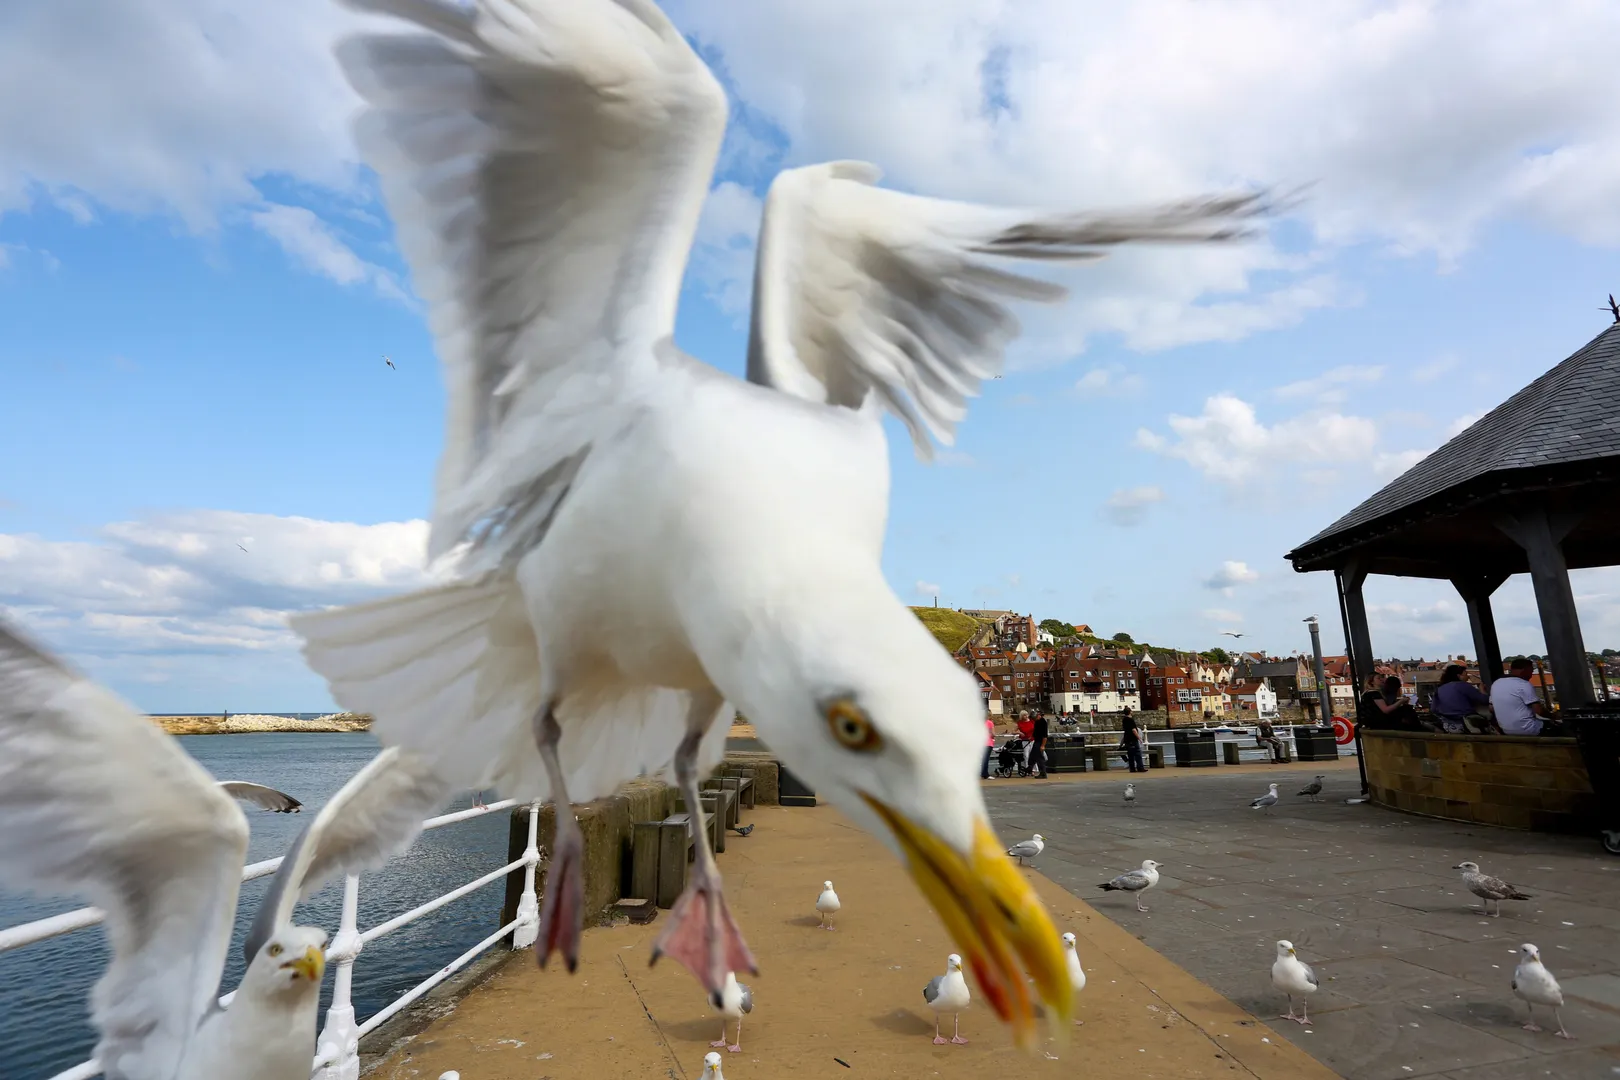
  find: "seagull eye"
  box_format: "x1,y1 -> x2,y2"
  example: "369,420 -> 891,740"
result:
825,699 -> 882,752
268,944 -> 283,958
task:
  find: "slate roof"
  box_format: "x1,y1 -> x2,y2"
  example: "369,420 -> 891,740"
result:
1290,323 -> 1620,564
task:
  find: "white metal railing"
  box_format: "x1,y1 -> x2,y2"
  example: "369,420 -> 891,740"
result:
1,798 -> 543,1080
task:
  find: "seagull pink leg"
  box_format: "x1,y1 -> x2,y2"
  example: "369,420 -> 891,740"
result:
711,1023 -> 727,1049
951,1013 -> 968,1045
932,1016 -> 947,1045
534,706 -> 584,972
650,696 -> 758,998
728,1016 -> 742,1053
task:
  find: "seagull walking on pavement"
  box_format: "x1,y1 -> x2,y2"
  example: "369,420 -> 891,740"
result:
291,0 -> 1270,1037
1513,944 -> 1572,1038
1098,860 -> 1161,912
1251,783 -> 1280,811
1007,833 -> 1045,866
1062,932 -> 1086,994
1272,940 -> 1318,1026
710,971 -> 752,1053
924,954 -> 973,1045
1123,782 -> 1136,807
1453,861 -> 1533,917
0,619 -> 447,1080
816,880 -> 841,929
1295,775 -> 1324,802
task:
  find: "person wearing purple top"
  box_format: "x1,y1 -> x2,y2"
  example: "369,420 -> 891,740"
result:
1432,664 -> 1492,733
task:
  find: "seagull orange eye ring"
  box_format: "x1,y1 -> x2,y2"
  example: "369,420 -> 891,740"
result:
825,698 -> 883,751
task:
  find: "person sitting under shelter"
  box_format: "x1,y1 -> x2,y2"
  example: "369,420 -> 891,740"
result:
1359,675 -> 1428,731
1489,657 -> 1568,736
1431,664 -> 1495,734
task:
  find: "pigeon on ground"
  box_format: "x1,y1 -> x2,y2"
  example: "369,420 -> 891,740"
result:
1251,783 -> 1280,811
1098,860 -> 1161,912
923,953 -> 972,1045
1295,775 -> 1325,802
710,971 -> 752,1053
1007,833 -> 1045,866
1123,783 -> 1136,807
816,880 -> 841,929
733,823 -> 755,837
1062,932 -> 1086,993
1452,861 -> 1533,917
1512,943 -> 1572,1039
1272,940 -> 1318,1026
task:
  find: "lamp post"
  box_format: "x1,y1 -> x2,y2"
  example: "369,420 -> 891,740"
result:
1305,615 -> 1332,726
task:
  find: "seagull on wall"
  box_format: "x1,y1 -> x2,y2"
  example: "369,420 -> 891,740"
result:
291,0 -> 1273,1045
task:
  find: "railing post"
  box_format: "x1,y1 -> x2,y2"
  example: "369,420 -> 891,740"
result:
314,875 -> 364,1080
510,801 -> 542,950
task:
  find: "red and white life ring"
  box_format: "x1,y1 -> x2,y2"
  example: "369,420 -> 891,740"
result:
1331,715 -> 1355,745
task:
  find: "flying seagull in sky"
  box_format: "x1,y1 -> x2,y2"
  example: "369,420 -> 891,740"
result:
292,0 -> 1271,1044
384,355 -> 396,370
237,543 -> 250,553
0,618 -> 449,1080
1221,631 -> 1245,639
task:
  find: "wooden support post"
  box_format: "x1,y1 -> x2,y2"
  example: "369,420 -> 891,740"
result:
656,815 -> 692,908
1496,507 -> 1594,709
1451,571 -> 1509,689
630,821 -> 662,903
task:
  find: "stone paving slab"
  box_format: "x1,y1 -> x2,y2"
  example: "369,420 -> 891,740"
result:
985,760 -> 1620,1079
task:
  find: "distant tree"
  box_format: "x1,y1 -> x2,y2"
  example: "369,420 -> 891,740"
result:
1039,618 -> 1077,638
1111,631 -> 1134,644
1205,646 -> 1231,664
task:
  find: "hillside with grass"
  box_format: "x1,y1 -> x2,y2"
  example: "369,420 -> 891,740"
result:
911,607 -> 983,653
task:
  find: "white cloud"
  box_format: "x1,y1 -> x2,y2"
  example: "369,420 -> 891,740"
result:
1411,354 -> 1461,384
1074,364 -> 1145,397
1445,411 -> 1485,437
1275,364 -> 1385,405
1136,393 -> 1380,483
0,510 -> 434,678
1372,448 -> 1430,477
1204,560 -> 1260,593
915,580 -> 942,597
1201,608 -> 1243,625
248,203 -> 403,300
1102,485 -> 1164,526
690,181 -> 764,319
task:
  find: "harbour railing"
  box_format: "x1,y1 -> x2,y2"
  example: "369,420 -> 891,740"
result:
0,798 -> 544,1080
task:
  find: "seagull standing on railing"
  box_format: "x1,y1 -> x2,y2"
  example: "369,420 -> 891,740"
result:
290,0 -> 1273,1042
0,619 -> 449,1080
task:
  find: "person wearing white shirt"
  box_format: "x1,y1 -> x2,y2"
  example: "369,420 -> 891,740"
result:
1490,658 -> 1548,736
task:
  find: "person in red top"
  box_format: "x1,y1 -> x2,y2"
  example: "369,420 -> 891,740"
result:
981,716 -> 996,779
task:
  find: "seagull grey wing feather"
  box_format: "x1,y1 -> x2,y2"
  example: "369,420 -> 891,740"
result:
0,620 -> 248,1080
244,747 -> 449,962
1477,874 -> 1530,900
1007,840 -> 1041,858
1109,870 -> 1150,891
747,169 -> 1272,456
739,983 -> 753,1014
923,975 -> 944,1004
1302,962 -> 1318,987
334,0 -> 728,567
1251,793 -> 1278,808
217,781 -> 304,813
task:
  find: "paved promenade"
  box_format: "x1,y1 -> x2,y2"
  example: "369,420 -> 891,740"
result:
984,758 -> 1620,1079
371,800 -> 1335,1079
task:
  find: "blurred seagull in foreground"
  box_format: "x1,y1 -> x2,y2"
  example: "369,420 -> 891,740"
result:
291,0 -> 1274,1045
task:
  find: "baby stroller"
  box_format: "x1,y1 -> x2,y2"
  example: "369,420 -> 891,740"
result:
995,737 -> 1032,778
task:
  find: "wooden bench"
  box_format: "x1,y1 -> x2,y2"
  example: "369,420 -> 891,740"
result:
703,776 -> 754,827
1085,744 -> 1166,771
632,813 -> 696,909
716,769 -> 757,810
1221,740 -> 1293,765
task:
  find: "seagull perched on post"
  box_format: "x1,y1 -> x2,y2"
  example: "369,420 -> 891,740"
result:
1295,775 -> 1325,803
1098,860 -> 1161,912
1452,861 -> 1533,917
1513,944 -> 1571,1038
290,0 -> 1272,1042
1007,834 -> 1045,866
0,619 -> 448,1080
924,954 -> 973,1045
1272,940 -> 1318,1026
1251,783 -> 1280,811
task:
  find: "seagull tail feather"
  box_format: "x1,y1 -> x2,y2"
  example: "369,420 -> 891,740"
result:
290,573 -> 540,791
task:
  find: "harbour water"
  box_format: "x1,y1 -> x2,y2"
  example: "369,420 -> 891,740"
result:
0,732 -> 511,1080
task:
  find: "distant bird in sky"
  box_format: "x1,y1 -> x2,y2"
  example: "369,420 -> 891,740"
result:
1603,294 -> 1620,323
1221,631 -> 1244,639
236,544 -> 249,553
383,355 -> 396,370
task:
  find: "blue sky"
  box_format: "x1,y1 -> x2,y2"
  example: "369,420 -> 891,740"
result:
3,0 -> 1620,710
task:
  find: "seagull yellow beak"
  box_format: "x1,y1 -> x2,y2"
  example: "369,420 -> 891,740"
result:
862,796 -> 1073,1049
285,945 -> 326,982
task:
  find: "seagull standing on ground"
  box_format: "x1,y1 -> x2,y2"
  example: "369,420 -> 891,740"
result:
816,880 -> 841,929
1251,783 -> 1280,811
0,619 -> 448,1080
1098,860 -> 1161,912
1123,782 -> 1136,807
292,0 -> 1270,1036
1452,861 -> 1533,917
710,971 -> 752,1053
1007,834 -> 1045,866
1513,944 -> 1572,1038
924,954 -> 973,1045
1296,775 -> 1325,802
1272,940 -> 1318,1026
1061,932 -> 1086,993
